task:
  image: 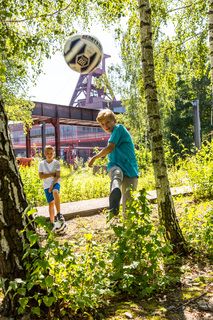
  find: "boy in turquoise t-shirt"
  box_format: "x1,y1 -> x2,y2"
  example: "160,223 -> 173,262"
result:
88,109 -> 138,215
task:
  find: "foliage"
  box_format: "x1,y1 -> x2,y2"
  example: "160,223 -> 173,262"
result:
4,191 -> 175,318
110,0 -> 211,162
3,94 -> 35,129
5,214 -> 112,317
61,169 -> 110,203
180,141 -> 213,199
18,158 -> 110,206
135,145 -> 152,171
176,197 -> 213,257
0,0 -> 130,123
91,147 -> 108,167
110,190 -> 172,296
5,160 -> 213,317
164,72 -> 212,160
18,159 -> 45,206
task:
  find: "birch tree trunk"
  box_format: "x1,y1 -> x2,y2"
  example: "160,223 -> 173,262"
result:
0,99 -> 35,314
137,0 -> 188,254
209,1 -> 213,87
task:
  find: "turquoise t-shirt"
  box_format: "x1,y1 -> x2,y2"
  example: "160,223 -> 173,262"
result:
107,124 -> 138,178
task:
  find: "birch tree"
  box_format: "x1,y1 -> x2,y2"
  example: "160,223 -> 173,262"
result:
137,0 -> 188,254
0,99 -> 37,313
209,0 -> 213,88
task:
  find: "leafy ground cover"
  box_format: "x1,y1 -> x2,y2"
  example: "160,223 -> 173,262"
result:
1,196 -> 211,320
57,197 -> 213,320
57,196 -> 212,319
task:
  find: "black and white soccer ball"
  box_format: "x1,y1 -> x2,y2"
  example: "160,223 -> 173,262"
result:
63,34 -> 103,74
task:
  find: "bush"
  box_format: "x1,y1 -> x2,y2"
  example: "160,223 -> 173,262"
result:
19,158 -> 45,206
7,193 -> 174,318
110,190 -> 172,296
182,141 -> 213,199
177,197 -> 213,256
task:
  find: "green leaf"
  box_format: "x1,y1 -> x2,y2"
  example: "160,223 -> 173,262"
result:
45,275 -> 54,287
19,297 -> 29,310
26,231 -> 38,246
43,296 -> 55,307
17,287 -> 26,296
99,260 -> 106,268
32,306 -> 41,316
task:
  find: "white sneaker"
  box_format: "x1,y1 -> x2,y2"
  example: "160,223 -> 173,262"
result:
52,214 -> 67,234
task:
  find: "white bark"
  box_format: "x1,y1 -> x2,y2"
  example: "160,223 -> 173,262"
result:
209,0 -> 213,90
137,0 -> 188,253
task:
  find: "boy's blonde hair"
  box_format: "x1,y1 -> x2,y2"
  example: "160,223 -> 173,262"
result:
44,145 -> 55,153
96,109 -> 116,123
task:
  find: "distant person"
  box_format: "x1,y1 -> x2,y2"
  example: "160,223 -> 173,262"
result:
88,109 -> 138,216
39,145 -> 66,232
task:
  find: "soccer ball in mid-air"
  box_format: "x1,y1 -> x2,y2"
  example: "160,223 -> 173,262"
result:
63,34 -> 103,74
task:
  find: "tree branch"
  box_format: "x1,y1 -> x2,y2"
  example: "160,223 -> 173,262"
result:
2,2 -> 72,23
174,291 -> 207,311
167,1 -> 200,14
178,30 -> 206,44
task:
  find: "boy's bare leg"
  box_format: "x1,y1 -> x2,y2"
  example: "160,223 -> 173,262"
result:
52,190 -> 65,228
53,190 -> 60,214
49,201 -> 55,223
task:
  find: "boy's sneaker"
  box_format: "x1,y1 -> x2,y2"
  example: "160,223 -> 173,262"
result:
56,213 -> 65,222
53,213 -> 67,234
109,188 -> 121,216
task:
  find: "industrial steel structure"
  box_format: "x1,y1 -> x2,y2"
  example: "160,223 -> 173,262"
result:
10,54 -> 124,162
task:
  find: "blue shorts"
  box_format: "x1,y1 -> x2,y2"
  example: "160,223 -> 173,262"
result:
44,183 -> 60,203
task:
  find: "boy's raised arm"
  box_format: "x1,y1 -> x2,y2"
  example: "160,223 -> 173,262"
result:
88,143 -> 115,167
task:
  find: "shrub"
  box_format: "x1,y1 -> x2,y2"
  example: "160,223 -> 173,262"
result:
182,141 -> 213,199
177,197 -> 213,256
7,214 -> 113,318
19,158 -> 45,206
7,193 -> 174,318
110,190 -> 172,296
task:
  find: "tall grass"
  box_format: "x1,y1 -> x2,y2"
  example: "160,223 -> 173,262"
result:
181,141 -> 213,199
19,158 -> 156,206
19,158 -> 110,206
19,141 -> 213,207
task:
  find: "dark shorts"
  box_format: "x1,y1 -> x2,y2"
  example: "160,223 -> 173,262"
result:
44,183 -> 60,203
